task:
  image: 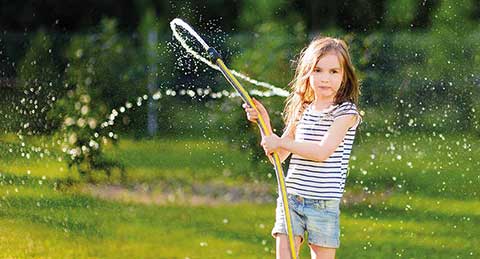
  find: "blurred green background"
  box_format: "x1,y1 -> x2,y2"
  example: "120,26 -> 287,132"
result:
0,0 -> 479,258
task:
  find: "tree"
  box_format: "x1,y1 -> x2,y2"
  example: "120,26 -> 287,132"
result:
17,29 -> 62,134
139,8 -> 160,137
50,18 -> 146,181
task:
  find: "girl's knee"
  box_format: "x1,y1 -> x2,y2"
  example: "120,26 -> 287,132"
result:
308,243 -> 336,259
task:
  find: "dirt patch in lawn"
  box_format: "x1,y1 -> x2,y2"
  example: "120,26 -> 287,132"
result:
83,182 -> 394,207
83,181 -> 275,206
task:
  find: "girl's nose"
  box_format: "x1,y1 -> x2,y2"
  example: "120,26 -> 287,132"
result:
320,74 -> 329,82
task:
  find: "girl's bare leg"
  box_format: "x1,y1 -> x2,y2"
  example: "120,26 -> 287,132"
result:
309,244 -> 336,259
275,233 -> 303,259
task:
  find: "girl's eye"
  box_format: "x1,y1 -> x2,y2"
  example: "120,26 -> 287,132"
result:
331,70 -> 339,74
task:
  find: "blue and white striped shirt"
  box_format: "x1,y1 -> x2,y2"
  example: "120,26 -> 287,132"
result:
285,102 -> 361,200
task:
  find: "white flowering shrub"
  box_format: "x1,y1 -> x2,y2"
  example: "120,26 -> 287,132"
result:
54,89 -> 125,181
49,18 -> 142,181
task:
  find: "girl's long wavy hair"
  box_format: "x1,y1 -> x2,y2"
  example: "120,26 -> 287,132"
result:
283,36 -> 360,134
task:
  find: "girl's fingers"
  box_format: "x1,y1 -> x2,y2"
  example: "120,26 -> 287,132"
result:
264,148 -> 271,156
243,102 -> 260,123
247,114 -> 258,121
244,104 -> 263,116
246,109 -> 258,116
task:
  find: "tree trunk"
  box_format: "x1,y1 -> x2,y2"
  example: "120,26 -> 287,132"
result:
147,30 -> 158,137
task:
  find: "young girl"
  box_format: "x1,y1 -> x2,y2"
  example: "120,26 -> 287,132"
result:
243,36 -> 361,259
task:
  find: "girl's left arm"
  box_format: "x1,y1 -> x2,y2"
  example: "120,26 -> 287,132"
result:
272,115 -> 357,162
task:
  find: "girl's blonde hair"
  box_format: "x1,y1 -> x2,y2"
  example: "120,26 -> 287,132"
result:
283,36 -> 360,134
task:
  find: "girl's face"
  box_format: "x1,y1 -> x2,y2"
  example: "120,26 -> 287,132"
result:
308,53 -> 344,101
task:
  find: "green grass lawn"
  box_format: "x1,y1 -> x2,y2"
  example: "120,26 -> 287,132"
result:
349,132 -> 479,199
0,133 -> 479,258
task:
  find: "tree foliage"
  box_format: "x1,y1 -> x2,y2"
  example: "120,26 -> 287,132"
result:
50,19 -> 145,181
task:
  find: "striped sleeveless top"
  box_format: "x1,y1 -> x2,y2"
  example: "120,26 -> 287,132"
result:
285,102 -> 361,200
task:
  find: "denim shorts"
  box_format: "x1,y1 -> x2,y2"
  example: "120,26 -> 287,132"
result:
271,193 -> 341,248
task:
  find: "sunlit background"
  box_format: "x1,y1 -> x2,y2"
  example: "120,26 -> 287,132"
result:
0,0 -> 479,258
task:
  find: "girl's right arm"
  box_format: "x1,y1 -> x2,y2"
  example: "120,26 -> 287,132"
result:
242,98 -> 292,164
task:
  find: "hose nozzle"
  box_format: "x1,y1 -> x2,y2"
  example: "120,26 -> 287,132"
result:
207,47 -> 222,62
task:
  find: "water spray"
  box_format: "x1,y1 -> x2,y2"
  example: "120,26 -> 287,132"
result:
170,18 -> 297,259
170,18 -> 289,97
